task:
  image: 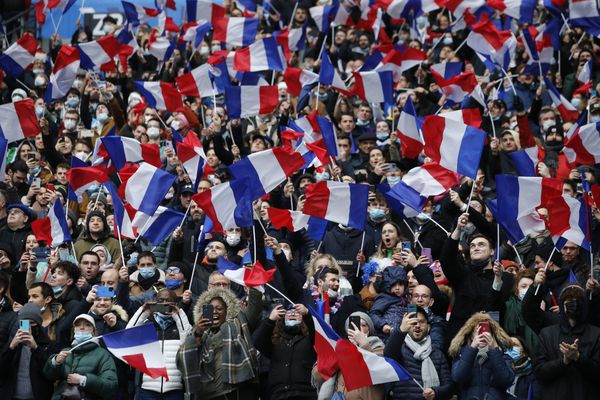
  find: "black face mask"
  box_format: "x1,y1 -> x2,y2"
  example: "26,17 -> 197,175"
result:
471,257 -> 490,270
564,300 -> 581,318
545,140 -> 563,151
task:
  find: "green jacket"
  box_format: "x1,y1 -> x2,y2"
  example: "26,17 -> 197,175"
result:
43,341 -> 118,400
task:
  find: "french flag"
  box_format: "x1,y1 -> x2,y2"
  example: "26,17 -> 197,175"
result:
376,47 -> 427,81
422,115 -> 486,178
430,62 -> 463,81
548,195 -> 591,250
466,17 -> 516,70
77,35 -> 121,70
283,68 -> 319,97
0,137 -> 7,182
380,183 -> 420,219
217,257 -> 275,292
336,339 -> 411,391
434,71 -> 478,105
31,199 -> 72,247
310,307 -> 340,380
268,208 -> 329,241
569,0 -> 600,35
563,121 -> 600,166
0,99 -> 40,144
387,163 -> 458,211
397,96 -> 423,159
45,45 -> 80,102
309,2 -> 351,32
224,85 -> 279,118
175,132 -> 206,189
213,17 -> 258,48
439,108 -> 483,128
176,64 -> 217,97
233,37 -> 284,72
440,0 -> 485,16
191,180 -> 254,231
495,175 -> 563,243
121,163 -> 176,217
0,33 -> 38,78
276,25 -> 307,61
133,81 -> 183,112
544,77 -> 579,122
352,71 -> 394,104
228,147 -> 305,201
509,147 -> 539,176
182,22 -> 212,50
116,25 -> 139,62
186,0 -> 226,24
102,324 -> 168,380
319,50 -> 348,94
101,136 -> 161,170
577,60 -> 593,84
66,167 -> 110,202
147,30 -> 176,61
105,181 -> 136,239
303,181 -> 369,230
122,1 -> 160,26
487,0 -> 536,24
132,206 -> 185,246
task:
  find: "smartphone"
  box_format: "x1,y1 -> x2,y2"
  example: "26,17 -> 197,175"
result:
47,183 -> 55,191
58,248 -> 71,261
32,177 -> 41,187
401,241 -> 412,251
96,286 -> 115,298
19,319 -> 30,331
80,129 -> 94,138
33,247 -> 51,262
388,164 -> 397,172
407,303 -> 418,317
349,315 -> 362,329
28,152 -> 36,161
421,248 -> 432,262
272,298 -> 285,308
149,303 -> 171,314
478,322 -> 491,335
202,304 -> 214,320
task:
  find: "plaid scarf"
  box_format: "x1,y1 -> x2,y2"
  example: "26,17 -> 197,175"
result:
179,314 -> 258,395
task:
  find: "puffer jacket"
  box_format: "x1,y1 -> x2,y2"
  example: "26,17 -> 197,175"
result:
369,267 -> 408,333
43,341 -> 118,400
385,331 -> 454,400
451,346 -> 515,400
126,305 -> 192,393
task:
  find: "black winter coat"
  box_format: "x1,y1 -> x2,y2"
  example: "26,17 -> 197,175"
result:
252,318 -> 317,400
0,297 -> 16,348
534,320 -> 600,400
321,225 -> 377,276
384,331 -> 454,400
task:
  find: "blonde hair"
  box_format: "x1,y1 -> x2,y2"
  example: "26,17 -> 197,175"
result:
305,254 -> 343,285
448,312 -> 513,358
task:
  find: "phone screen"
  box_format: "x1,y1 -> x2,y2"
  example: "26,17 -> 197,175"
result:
202,304 -> 214,320
407,304 -> 417,317
96,286 -> 114,298
402,241 -> 412,251
478,322 -> 491,334
349,316 -> 362,329
20,320 -> 30,331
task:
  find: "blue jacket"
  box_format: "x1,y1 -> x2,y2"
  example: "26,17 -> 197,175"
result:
452,346 -> 515,400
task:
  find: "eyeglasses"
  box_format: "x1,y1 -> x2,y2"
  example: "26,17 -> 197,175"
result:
412,294 -> 430,300
166,267 -> 180,274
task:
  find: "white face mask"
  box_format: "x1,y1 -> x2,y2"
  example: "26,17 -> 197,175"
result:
518,287 -> 529,300
97,112 -> 109,123
74,151 -> 88,161
541,119 -> 555,131
34,76 -> 46,87
327,288 -> 338,300
200,46 -> 210,55
283,249 -> 292,261
226,233 -> 241,247
147,127 -> 160,139
64,119 -> 77,130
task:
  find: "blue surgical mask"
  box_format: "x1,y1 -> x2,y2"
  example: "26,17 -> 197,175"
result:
73,331 -> 93,344
416,16 -> 427,28
284,319 -> 301,327
315,172 -> 330,181
387,176 -> 401,186
506,347 -> 522,361
443,37 -> 453,45
35,106 -> 45,117
376,133 -> 389,141
369,208 -> 386,221
205,117 -> 212,126
154,312 -> 173,330
65,97 -> 79,108
416,212 -> 431,222
52,285 -> 64,295
96,113 -> 109,123
165,279 -> 182,290
138,267 -> 155,279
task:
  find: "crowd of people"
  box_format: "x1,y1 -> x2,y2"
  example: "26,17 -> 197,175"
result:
0,0 -> 600,399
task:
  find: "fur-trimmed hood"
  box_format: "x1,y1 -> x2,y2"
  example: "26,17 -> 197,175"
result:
110,304 -> 129,322
193,287 -> 240,324
448,312 -> 513,358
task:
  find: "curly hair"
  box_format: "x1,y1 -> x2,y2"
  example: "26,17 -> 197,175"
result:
305,254 -> 343,286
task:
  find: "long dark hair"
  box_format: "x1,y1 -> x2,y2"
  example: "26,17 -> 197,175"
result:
271,319 -> 309,345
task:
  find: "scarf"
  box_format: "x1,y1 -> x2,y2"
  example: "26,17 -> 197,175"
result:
404,335 -> 440,389
476,346 -> 489,365
311,284 -> 343,314
179,314 -> 258,395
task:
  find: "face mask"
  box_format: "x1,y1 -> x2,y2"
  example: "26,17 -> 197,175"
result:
283,249 -> 292,261
443,37 -> 453,45
74,151 -> 88,161
356,118 -> 369,126
200,46 -> 209,55
65,97 -> 80,108
564,300 -> 580,318
316,92 -> 328,100
73,331 -> 93,343
73,80 -> 83,90
64,119 -> 77,130
506,347 -> 521,361
96,113 -> 109,123
147,127 -> 160,139
369,208 -> 386,221
226,233 -> 241,247
387,176 -> 401,186
103,24 -> 114,34
470,257 -> 490,269
33,68 -> 45,75
284,319 -> 301,327
52,285 -> 64,295
417,16 -> 427,28
592,115 -> 600,123
518,287 -> 528,300
34,76 -> 46,87
315,172 -> 330,181
546,139 -> 563,150
127,253 -> 138,267
12,95 -> 24,102
171,120 -> 181,131
509,122 -> 518,130
416,212 -> 431,222
376,133 -> 389,141
205,117 -> 213,126
571,98 -> 581,108
327,288 -> 338,300
154,312 -> 174,330
35,106 -> 45,117
165,279 -> 182,290
138,267 -> 155,279
541,119 -> 555,131
211,45 -> 221,52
